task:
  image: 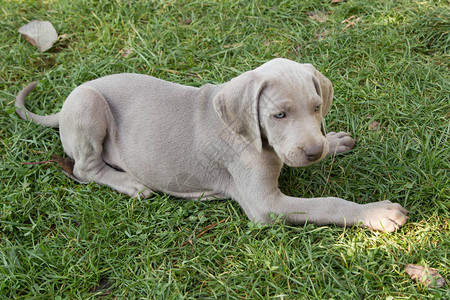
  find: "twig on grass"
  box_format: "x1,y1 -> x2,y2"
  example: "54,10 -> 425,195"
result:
341,15 -> 361,32
182,217 -> 230,246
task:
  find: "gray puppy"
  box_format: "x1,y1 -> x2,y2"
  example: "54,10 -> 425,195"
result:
15,58 -> 408,232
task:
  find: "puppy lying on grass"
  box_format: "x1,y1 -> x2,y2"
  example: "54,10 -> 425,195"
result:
15,58 -> 408,232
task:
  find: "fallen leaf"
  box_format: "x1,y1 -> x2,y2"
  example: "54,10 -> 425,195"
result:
51,155 -> 75,177
19,20 -> 58,52
369,120 -> 380,131
405,264 -> 445,288
180,18 -> 192,25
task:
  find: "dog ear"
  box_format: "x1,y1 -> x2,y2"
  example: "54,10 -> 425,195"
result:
312,68 -> 333,118
311,68 -> 333,137
213,71 -> 266,152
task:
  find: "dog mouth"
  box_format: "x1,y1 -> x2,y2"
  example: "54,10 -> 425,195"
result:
286,158 -> 315,167
279,144 -> 329,167
279,153 -> 313,167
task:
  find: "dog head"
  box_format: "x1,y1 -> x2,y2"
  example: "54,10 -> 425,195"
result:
213,58 -> 333,167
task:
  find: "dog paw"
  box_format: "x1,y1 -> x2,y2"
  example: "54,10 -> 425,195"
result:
359,200 -> 409,232
326,131 -> 356,155
115,179 -> 152,199
130,183 -> 152,199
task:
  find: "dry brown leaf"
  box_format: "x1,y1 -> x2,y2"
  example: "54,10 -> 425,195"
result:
369,120 -> 380,131
20,155 -> 77,181
405,264 -> 445,288
51,155 -> 75,177
180,18 -> 192,25
18,20 -> 58,52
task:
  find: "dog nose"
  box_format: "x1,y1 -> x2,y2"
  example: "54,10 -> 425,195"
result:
304,143 -> 324,161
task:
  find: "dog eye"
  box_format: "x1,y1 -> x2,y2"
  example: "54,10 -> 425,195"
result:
274,112 -> 286,119
314,105 -> 321,112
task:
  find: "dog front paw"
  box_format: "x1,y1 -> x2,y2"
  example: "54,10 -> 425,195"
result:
326,131 -> 356,155
359,200 -> 409,232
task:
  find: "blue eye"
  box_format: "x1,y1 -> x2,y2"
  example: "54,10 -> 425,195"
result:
274,112 -> 286,119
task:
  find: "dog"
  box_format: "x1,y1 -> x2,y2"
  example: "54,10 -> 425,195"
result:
15,58 -> 408,232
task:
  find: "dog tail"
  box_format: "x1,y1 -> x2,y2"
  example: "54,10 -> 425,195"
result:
15,82 -> 60,128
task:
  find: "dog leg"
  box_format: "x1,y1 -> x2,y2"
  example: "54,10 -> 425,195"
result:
238,184 -> 408,232
59,87 -> 151,198
229,153 -> 407,232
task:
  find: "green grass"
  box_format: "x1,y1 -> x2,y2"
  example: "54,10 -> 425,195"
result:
1,0 -> 449,298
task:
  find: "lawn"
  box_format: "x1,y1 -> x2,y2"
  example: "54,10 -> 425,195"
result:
0,0 -> 449,298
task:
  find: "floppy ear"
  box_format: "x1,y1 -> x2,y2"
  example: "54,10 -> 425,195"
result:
213,71 -> 266,152
312,68 -> 333,118
311,68 -> 333,136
